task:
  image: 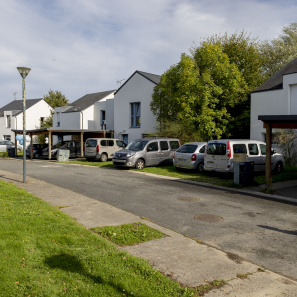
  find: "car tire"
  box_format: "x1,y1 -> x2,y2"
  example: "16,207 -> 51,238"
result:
196,162 -> 204,173
100,153 -> 108,162
34,153 -> 40,159
274,161 -> 283,174
135,159 -> 145,170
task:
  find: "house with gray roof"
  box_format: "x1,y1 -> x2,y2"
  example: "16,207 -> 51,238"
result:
113,70 -> 161,144
250,58 -> 297,142
52,90 -> 116,132
0,98 -> 51,143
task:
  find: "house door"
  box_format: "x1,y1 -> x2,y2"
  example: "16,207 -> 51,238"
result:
122,134 -> 128,146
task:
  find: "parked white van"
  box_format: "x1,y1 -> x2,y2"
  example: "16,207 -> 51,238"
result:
204,139 -> 285,173
84,138 -> 126,162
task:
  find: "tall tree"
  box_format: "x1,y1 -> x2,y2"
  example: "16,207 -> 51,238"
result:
261,22 -> 297,77
151,42 -> 247,140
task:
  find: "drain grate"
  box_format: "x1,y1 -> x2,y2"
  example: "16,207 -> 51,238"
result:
178,197 -> 199,202
194,214 -> 224,222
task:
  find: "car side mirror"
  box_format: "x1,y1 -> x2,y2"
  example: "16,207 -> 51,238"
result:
271,150 -> 276,155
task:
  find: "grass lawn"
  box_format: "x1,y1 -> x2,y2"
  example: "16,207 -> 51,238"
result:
66,159 -> 297,188
0,180 -> 201,297
92,223 -> 167,246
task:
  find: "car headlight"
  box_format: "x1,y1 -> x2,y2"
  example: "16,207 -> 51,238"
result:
126,152 -> 136,157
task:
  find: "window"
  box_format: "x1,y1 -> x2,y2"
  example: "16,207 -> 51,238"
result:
101,110 -> 106,125
40,117 -> 44,127
3,135 -> 11,141
126,141 -> 147,151
6,115 -> 11,128
131,102 -> 141,128
86,140 -> 97,147
177,144 -> 197,154
217,144 -> 226,155
0,141 -> 5,145
248,144 -> 259,155
233,144 -> 247,154
116,140 -> 125,147
108,140 -> 114,146
199,145 -> 205,153
57,112 -> 60,127
147,142 -> 158,152
206,143 -> 217,154
169,141 -> 180,150
160,141 -> 169,151
101,140 -> 107,146
260,144 -> 266,155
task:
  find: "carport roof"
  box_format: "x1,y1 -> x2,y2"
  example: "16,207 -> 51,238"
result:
11,128 -> 113,135
258,115 -> 297,129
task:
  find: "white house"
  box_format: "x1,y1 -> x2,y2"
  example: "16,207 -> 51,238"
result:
250,58 -> 297,142
113,70 -> 161,145
53,90 -> 116,131
0,98 -> 52,143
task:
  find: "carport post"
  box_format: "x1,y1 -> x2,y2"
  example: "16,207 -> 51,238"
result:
80,132 -> 84,157
30,133 -> 33,158
265,123 -> 272,187
14,132 -> 17,156
48,131 -> 51,160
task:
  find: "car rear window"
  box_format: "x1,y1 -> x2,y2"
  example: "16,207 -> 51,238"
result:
206,143 -> 227,155
176,144 -> 197,154
170,141 -> 180,150
86,140 -> 97,147
233,144 -> 247,154
217,143 -> 226,155
199,146 -> 205,153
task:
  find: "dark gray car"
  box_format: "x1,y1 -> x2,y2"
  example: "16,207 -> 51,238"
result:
112,138 -> 181,170
173,142 -> 207,172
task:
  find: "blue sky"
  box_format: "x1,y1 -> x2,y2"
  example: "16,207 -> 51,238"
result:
1,0 -> 296,106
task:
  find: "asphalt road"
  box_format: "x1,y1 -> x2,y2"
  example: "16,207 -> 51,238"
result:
1,158 -> 297,280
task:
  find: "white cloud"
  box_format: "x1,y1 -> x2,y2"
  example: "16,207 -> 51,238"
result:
0,0 -> 296,105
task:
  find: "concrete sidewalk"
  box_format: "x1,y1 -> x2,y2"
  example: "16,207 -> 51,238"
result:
1,169 -> 297,296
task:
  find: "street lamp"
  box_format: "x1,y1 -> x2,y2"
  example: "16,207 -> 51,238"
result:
17,67 -> 31,183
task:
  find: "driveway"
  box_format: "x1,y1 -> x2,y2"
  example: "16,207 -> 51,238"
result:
1,158 -> 297,281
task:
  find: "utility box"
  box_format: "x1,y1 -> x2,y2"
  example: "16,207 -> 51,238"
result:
8,148 -> 15,158
234,161 -> 254,186
57,149 -> 69,162
233,153 -> 246,162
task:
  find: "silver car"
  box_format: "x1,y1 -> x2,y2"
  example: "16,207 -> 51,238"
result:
113,138 -> 181,170
0,140 -> 22,153
173,142 -> 207,172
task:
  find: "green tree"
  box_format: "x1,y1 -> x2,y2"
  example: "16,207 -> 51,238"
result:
151,42 -> 247,140
195,31 -> 267,138
261,22 -> 297,77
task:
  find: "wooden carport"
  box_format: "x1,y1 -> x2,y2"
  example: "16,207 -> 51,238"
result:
11,128 -> 113,160
258,115 -> 297,187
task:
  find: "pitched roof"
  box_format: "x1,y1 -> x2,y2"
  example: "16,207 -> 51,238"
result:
115,70 -> 161,94
0,98 -> 43,117
252,58 -> 297,93
63,90 -> 116,113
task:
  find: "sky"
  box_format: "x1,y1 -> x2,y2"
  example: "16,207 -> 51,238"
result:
1,0 -> 296,107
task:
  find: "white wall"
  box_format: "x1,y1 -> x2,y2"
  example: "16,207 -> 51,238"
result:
114,72 -> 157,144
250,72 -> 297,141
82,105 -> 94,130
94,98 -> 114,131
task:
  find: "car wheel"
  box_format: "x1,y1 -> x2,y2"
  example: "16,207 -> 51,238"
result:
135,159 -> 145,170
100,153 -> 108,162
34,153 -> 40,159
274,161 -> 283,174
197,162 -> 204,173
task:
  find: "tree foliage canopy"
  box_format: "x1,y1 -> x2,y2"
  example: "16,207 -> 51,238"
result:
151,42 -> 247,140
261,23 -> 297,77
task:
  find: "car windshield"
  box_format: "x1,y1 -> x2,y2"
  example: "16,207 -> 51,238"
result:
176,144 -> 197,154
53,142 -> 67,148
126,141 -> 148,151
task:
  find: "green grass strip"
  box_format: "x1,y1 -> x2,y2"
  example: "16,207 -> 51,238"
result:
0,180 -> 198,297
92,223 -> 167,246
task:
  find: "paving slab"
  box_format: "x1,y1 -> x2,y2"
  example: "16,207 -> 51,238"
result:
1,168 -> 297,296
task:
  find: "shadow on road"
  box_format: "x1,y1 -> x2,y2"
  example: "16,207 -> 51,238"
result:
258,225 -> 297,235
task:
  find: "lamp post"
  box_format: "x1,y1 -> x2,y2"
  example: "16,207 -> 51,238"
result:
17,67 -> 31,183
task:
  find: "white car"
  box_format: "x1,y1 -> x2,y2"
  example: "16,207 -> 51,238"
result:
204,139 -> 285,173
0,140 -> 22,153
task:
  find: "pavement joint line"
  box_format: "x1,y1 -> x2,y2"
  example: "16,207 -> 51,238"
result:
4,157 -> 297,205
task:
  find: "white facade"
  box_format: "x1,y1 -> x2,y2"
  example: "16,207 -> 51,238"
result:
0,99 -> 52,144
114,72 -> 158,144
251,73 -> 297,141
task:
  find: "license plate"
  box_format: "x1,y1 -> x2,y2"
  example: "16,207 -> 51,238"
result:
178,158 -> 187,162
115,159 -> 126,163
206,162 -> 215,167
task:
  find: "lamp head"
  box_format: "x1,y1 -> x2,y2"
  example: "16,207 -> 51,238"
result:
17,67 -> 31,79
